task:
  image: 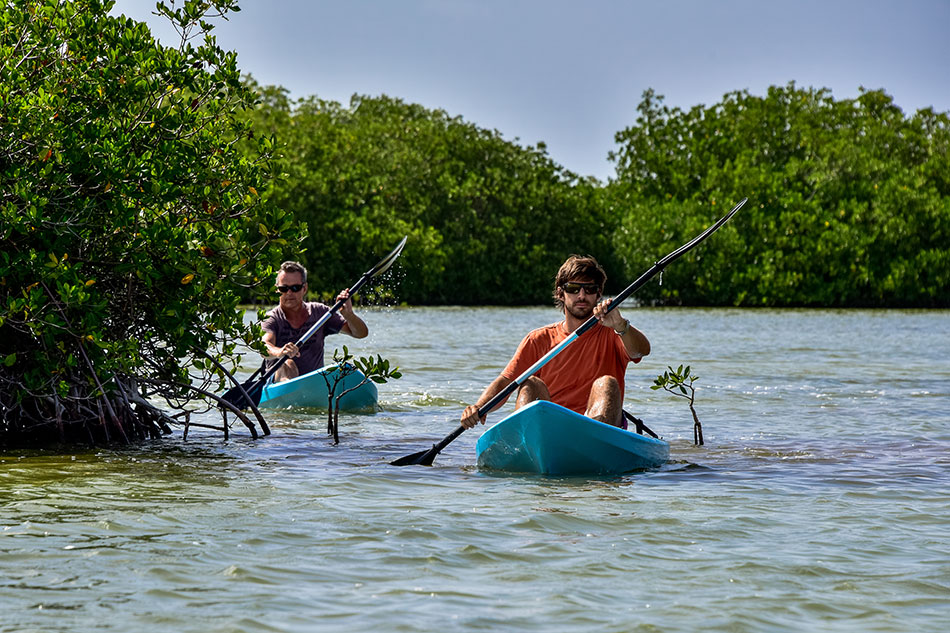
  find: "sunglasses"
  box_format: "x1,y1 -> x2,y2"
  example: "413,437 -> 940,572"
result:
561,282 -> 601,295
276,284 -> 305,294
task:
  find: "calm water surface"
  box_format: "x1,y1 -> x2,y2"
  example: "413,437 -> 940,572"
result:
2,307 -> 949,632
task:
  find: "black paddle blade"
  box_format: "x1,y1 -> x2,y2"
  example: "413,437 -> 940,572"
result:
391,425 -> 466,466
371,236 -> 408,278
390,446 -> 438,466
220,377 -> 263,410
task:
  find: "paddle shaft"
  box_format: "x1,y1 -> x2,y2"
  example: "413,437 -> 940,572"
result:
391,198 -> 746,466
223,236 -> 407,408
250,258 -> 390,393
480,196 -> 748,410
423,251 -> 694,453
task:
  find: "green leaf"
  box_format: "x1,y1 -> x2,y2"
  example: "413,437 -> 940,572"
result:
3,353 -> 15,367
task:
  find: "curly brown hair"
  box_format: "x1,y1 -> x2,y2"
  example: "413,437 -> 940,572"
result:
553,255 -> 606,309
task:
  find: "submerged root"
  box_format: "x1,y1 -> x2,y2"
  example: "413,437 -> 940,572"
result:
0,373 -> 262,447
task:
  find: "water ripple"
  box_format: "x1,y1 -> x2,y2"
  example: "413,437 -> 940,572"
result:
3,308 -> 950,632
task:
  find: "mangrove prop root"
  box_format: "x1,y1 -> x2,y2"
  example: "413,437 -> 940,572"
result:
690,404 -> 704,446
0,373 -> 261,446
193,348 -> 270,437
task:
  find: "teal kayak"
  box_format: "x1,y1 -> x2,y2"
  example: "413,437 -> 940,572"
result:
258,364 -> 378,411
475,400 -> 669,475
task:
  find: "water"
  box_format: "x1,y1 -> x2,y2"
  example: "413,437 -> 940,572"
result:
2,307 -> 949,632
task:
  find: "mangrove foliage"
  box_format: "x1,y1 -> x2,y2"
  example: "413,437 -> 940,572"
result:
4,1 -> 949,448
245,82 -> 950,308
1,0 -> 299,445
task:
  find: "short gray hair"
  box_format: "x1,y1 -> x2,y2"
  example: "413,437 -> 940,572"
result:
278,260 -> 307,283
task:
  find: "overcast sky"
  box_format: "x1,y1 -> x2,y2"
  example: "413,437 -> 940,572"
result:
111,0 -> 950,181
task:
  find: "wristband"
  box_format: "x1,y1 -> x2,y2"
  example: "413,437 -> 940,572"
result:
615,319 -> 629,336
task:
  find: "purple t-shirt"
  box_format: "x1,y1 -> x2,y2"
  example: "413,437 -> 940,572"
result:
261,302 -> 346,375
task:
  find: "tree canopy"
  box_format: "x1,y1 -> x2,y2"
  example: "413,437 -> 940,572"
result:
607,84 -> 950,307
1,0 -> 297,444
242,81 -> 949,308
241,85 -> 621,305
4,2 -> 948,448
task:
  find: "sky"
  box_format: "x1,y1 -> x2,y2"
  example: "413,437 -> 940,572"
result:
110,0 -> 950,181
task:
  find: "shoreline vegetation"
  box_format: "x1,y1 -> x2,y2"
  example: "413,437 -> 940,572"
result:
244,80 -> 950,310
3,1 -> 948,445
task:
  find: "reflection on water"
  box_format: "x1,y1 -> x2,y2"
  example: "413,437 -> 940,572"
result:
2,308 -> 949,633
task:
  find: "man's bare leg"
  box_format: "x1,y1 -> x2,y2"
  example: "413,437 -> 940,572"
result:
585,375 -> 623,427
274,358 -> 300,383
516,376 -> 550,409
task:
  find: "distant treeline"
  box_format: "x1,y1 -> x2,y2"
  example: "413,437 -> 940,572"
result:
244,80 -> 950,308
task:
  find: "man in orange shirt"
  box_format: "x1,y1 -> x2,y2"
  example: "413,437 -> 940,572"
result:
460,255 -> 650,430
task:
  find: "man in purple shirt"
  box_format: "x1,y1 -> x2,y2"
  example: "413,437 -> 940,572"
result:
261,261 -> 368,382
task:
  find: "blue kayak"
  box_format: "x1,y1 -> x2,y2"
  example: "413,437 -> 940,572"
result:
475,400 -> 669,476
258,364 -> 378,412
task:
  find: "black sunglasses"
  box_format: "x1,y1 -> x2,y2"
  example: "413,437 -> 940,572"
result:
276,283 -> 305,293
561,282 -> 601,295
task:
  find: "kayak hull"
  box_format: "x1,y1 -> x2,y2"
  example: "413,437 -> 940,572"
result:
475,400 -> 669,476
258,364 -> 378,411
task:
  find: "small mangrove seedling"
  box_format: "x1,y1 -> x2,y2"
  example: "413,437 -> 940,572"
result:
323,346 -> 402,444
652,364 -> 704,445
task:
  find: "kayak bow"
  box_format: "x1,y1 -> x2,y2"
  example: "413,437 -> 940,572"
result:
258,364 -> 378,412
476,400 -> 669,476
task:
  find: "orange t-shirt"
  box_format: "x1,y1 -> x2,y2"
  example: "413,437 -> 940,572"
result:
501,321 -> 639,414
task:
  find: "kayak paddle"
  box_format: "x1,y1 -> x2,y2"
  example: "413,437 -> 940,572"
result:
222,236 -> 408,409
391,198 -> 746,466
